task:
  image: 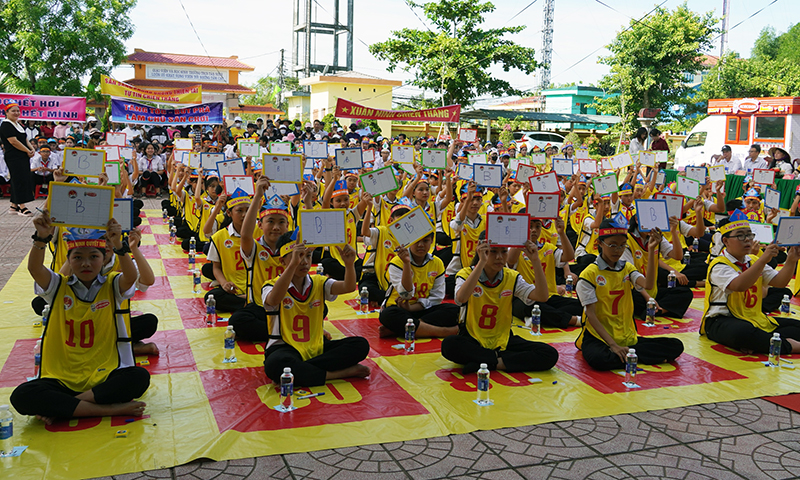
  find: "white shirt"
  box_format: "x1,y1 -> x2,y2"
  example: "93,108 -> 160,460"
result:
29,154 -> 58,175
577,257 -> 644,306
712,155 -> 742,173
386,254 -> 445,309
138,154 -> 165,172
629,138 -> 646,156
742,156 -> 768,173
706,249 -> 778,318
36,269 -> 135,305
207,224 -> 241,263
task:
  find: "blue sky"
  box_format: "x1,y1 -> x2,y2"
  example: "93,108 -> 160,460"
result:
112,0 -> 795,106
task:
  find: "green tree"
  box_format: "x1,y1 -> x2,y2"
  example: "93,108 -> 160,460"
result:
0,0 -> 136,96
595,4 -> 718,129
368,0 -> 537,108
697,53 -> 800,100
240,76 -> 300,112
752,26 -> 780,61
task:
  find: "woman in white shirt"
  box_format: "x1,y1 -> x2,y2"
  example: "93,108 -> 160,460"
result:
628,127 -> 648,156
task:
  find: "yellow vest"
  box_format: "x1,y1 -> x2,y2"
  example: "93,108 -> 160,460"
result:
516,242 -> 557,298
441,202 -> 457,238
456,266 -> 520,351
702,255 -> 777,334
197,197 -> 216,242
458,215 -> 485,267
40,273 -> 134,392
211,227 -> 248,292
576,262 -> 638,349
384,255 -> 444,306
183,194 -> 201,233
267,275 -> 326,361
367,226 -> 399,290
50,227 -> 70,272
247,242 -> 285,306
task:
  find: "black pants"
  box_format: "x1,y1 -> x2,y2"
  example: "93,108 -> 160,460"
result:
764,287 -> 793,314
204,287 -> 246,313
31,173 -> 53,186
705,315 -> 800,355
181,236 -> 207,253
202,262 -> 215,281
264,337 -> 369,386
633,286 -> 693,319
571,254 -> 597,277
512,295 -> 583,329
320,253 -> 363,281
657,263 -> 707,288
140,171 -> 165,188
161,199 -> 177,218
230,302 -> 328,342
379,303 -> 460,335
444,275 -> 456,299
580,329 -> 684,371
10,366 -> 150,418
441,329 -> 559,373
176,223 -> 195,241
434,233 -> 453,268
358,271 -> 386,304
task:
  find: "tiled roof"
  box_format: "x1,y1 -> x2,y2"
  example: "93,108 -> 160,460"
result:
125,50 -> 254,71
124,79 -> 255,94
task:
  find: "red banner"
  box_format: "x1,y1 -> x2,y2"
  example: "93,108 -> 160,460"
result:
335,98 -> 460,123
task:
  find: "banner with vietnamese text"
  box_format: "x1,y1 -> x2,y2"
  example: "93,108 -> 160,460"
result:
110,99 -> 223,126
0,94 -> 86,122
100,75 -> 202,104
335,98 -> 460,123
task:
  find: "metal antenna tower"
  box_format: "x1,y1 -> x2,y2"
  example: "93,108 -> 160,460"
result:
292,0 -> 354,78
537,0 -> 555,93
719,0 -> 730,58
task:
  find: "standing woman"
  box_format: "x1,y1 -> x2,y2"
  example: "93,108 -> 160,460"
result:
0,103 -> 36,216
629,127 -> 648,156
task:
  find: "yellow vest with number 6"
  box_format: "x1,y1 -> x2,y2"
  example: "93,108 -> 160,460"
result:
702,255 -> 777,334
456,266 -> 520,351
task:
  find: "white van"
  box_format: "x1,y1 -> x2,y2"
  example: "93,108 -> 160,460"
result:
674,97 -> 800,169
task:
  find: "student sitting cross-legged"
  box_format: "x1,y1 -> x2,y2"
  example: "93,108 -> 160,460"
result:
702,211 -> 800,355
441,234 -> 559,374
11,212 -> 150,425
378,232 -> 460,338
575,218 -> 684,370
262,234 -> 370,386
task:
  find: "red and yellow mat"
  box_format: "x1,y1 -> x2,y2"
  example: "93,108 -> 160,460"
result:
2,210 -> 800,479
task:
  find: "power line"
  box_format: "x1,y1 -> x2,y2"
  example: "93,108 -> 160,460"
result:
176,0 -> 226,81
240,50 -> 282,61
710,0 -> 779,43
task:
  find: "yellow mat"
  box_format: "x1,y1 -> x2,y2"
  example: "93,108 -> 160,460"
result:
2,209 -> 800,479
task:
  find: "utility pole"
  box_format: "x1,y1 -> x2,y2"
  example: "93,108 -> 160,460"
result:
538,0 -> 555,111
720,0 -> 730,58
278,49 -> 285,109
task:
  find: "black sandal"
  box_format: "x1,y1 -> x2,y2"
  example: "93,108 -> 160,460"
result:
18,207 -> 33,217
8,205 -> 20,214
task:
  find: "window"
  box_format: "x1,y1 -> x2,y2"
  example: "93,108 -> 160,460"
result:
755,116 -> 786,140
726,117 -> 750,144
513,133 -> 524,140
548,134 -> 565,142
685,131 -> 707,148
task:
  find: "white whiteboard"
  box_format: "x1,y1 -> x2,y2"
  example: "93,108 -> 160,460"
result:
48,182 -> 114,229
299,209 -> 346,247
261,154 -> 303,183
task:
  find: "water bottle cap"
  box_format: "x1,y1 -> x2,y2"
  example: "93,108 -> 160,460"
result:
407,318 -> 414,323
774,332 -> 781,338
226,325 -> 233,331
628,348 -> 636,354
283,367 -> 291,373
479,363 -> 488,369
208,294 -> 215,300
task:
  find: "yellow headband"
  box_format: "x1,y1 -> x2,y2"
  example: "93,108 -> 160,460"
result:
279,242 -> 298,257
598,228 -> 628,237
719,220 -> 750,236
226,195 -> 251,209
67,239 -> 106,250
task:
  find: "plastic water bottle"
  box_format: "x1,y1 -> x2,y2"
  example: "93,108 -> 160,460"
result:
192,269 -> 201,294
781,295 -> 791,314
206,295 -> 217,326
769,332 -> 782,367
530,304 -> 542,336
565,276 -> 574,296
316,264 -> 324,276
692,237 -> 699,252
169,225 -> 177,244
280,367 -> 294,409
33,339 -> 41,378
0,405 -> 12,444
223,325 -> 236,363
404,319 -> 415,353
624,348 -> 638,386
645,298 -> 656,327
188,237 -> 196,271
162,208 -> 168,221
41,304 -> 50,328
682,251 -> 691,265
168,216 -> 174,230
476,363 -> 491,406
360,286 -> 369,313
667,270 -> 676,288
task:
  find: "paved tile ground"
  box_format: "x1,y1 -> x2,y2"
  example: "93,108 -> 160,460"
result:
1,196 -> 795,479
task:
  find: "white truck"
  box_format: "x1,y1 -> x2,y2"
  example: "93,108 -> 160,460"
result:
674,97 -> 800,169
